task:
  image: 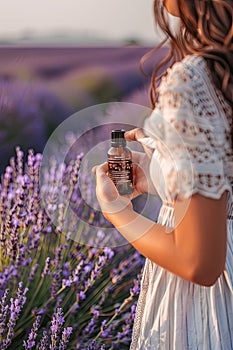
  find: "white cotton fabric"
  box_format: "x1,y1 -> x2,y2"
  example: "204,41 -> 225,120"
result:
130,54 -> 233,350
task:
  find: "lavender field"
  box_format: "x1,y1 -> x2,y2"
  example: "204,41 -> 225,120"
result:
0,46 -> 169,170
0,46 -> 165,349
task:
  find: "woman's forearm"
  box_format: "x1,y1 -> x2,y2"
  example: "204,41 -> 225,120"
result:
106,192 -> 227,287
106,206 -> 194,282
94,162 -> 227,287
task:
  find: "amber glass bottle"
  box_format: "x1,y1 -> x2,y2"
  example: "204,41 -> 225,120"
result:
107,129 -> 134,195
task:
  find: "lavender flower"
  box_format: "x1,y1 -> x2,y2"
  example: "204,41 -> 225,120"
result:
0,290 -> 9,337
37,330 -> 50,350
87,340 -> 106,350
28,264 -> 39,282
49,245 -> 68,299
0,282 -> 28,349
83,307 -> 100,336
41,257 -> 51,278
50,308 -> 65,350
0,265 -> 19,290
130,277 -> 141,297
50,269 -> 62,299
23,315 -> 41,349
58,327 -> 73,350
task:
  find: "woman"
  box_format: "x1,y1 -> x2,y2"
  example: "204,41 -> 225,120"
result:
93,0 -> 233,348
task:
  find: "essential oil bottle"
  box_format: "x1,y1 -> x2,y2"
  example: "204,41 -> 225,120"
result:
107,129 -> 134,195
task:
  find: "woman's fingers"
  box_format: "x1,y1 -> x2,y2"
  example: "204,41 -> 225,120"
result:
92,162 -> 119,202
92,162 -> 108,175
92,162 -> 113,192
125,128 -> 153,160
124,128 -> 146,142
92,162 -> 133,214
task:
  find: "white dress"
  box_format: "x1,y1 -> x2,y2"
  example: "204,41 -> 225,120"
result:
130,55 -> 233,350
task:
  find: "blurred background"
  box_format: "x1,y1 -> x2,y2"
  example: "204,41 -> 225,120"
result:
0,0 -> 165,45
0,0 -> 169,171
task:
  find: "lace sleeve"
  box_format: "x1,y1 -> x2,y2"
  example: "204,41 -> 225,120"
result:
142,61 -> 232,229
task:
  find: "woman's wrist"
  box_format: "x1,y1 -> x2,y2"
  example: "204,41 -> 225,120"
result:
98,194 -> 133,215
106,204 -> 155,243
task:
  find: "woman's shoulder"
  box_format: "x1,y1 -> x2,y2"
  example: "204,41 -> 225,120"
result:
161,54 -> 208,89
159,54 -> 224,111
158,54 -> 232,135
167,55 -> 232,124
157,55 -> 205,104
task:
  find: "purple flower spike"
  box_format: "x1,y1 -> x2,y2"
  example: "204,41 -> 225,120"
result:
87,340 -> 106,350
0,289 -> 9,337
37,330 -> 50,350
41,257 -> 51,277
23,315 -> 41,349
50,308 -> 65,350
1,282 -> 28,349
58,327 -> 73,350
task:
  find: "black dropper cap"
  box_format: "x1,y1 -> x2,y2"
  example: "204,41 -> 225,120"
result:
111,129 -> 126,146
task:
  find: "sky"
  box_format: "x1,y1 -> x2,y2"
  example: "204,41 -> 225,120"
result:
0,0 -> 163,44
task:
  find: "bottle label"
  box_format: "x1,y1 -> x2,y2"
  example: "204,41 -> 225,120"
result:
108,159 -> 133,194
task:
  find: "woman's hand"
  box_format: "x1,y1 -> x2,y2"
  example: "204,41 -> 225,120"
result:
92,127 -> 157,221
92,162 -> 133,221
125,128 -> 157,198
124,128 -> 154,159
129,151 -> 156,199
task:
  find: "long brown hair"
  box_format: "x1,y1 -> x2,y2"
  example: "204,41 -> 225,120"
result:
141,0 -> 233,146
